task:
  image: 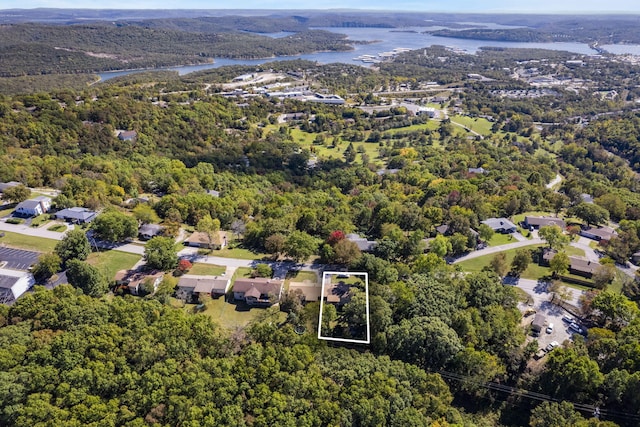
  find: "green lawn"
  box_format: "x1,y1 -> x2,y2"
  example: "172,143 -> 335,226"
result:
488,233 -> 515,247
47,223 -> 67,232
0,204 -> 16,218
86,250 -> 141,280
564,246 -> 586,257
0,231 -> 57,252
213,244 -> 271,261
30,215 -> 50,228
457,245 -> 599,290
449,115 -> 494,136
188,263 -> 226,276
286,270 -> 318,283
457,245 -> 545,280
234,267 -> 254,279
383,121 -> 440,135
176,297 -> 286,329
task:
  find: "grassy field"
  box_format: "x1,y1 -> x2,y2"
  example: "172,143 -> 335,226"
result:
488,233 -> 515,247
457,245 -> 600,290
188,263 -> 226,276
383,121 -> 440,135
457,244 -> 546,280
30,215 -> 50,228
0,204 -> 16,218
0,231 -> 57,252
234,267 -> 254,279
564,246 -> 586,257
86,250 -> 141,280
213,245 -> 271,261
286,270 -> 318,283
171,297 -> 286,329
449,115 -> 494,136
47,223 -> 67,232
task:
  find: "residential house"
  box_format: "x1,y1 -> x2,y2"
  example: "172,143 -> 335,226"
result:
232,277 -> 283,307
15,196 -> 51,217
323,280 -> 352,306
118,130 -> 137,141
0,269 -> 35,304
184,231 -> 227,250
177,275 -> 231,302
55,207 -> 97,224
580,226 -> 617,242
138,223 -> 164,240
482,217 -> 517,234
542,249 -> 600,278
288,281 -> 322,304
345,233 -> 377,252
468,167 -> 488,174
114,269 -> 164,296
568,257 -> 600,278
524,216 -> 565,229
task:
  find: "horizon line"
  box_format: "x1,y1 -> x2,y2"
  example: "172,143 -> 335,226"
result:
2,7 -> 640,14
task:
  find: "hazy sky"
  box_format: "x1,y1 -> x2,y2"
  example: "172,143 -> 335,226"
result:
4,0 -> 640,12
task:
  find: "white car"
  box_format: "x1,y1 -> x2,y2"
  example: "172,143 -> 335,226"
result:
546,323 -> 554,334
545,341 -> 560,352
562,314 -> 574,323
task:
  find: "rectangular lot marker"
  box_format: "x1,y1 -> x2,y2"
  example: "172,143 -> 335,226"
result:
318,271 -> 370,344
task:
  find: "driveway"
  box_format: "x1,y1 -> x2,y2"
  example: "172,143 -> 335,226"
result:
509,276 -> 585,350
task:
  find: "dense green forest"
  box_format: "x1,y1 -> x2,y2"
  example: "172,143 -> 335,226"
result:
2,30 -> 640,425
0,24 -> 351,77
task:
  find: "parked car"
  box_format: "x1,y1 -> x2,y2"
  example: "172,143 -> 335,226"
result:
534,349 -> 547,360
562,314 -> 574,323
546,323 -> 554,334
545,341 -> 560,352
569,322 -> 583,334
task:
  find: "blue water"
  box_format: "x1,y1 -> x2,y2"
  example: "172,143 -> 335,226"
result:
600,44 -> 640,55
97,26 -> 598,82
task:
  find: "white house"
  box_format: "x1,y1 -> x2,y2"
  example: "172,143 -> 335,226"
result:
15,196 -> 51,217
0,269 -> 35,304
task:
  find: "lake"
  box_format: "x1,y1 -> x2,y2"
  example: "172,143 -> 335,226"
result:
97,26 -> 600,82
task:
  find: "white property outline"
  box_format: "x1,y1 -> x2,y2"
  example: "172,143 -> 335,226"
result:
317,271 -> 370,344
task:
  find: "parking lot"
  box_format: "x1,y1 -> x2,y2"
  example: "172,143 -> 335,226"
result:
521,299 -> 587,357
0,247 -> 40,270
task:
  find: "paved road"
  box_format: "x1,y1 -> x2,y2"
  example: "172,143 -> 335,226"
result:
452,238 -> 543,263
546,173 -> 563,190
178,247 -> 336,276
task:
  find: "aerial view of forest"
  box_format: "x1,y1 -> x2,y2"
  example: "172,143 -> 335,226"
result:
2,5 -> 640,427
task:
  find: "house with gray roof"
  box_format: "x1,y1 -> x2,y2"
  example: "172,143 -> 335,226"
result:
177,275 -> 231,302
481,218 -> 517,234
524,216 -> 565,229
138,223 -> 164,240
0,269 -> 35,304
345,233 -> 377,252
55,207 -> 97,224
15,196 -> 51,217
580,226 -> 617,242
